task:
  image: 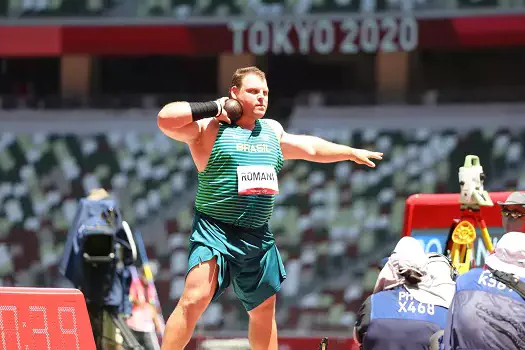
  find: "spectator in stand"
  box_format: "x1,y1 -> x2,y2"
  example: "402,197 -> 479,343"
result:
127,267 -> 162,350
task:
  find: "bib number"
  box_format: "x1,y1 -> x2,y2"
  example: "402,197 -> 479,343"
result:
237,165 -> 279,195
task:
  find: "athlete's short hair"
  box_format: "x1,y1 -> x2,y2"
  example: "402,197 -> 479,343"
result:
231,66 -> 266,89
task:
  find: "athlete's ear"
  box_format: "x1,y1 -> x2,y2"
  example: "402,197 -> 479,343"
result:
230,86 -> 239,99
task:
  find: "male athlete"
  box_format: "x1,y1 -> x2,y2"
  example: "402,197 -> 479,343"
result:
157,66 -> 383,350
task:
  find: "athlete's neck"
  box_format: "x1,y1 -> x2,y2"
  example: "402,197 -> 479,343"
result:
236,117 -> 257,130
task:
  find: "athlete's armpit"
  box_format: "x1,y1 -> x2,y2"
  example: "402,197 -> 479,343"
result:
265,119 -> 315,161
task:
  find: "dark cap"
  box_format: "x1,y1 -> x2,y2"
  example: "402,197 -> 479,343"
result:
497,192 -> 525,207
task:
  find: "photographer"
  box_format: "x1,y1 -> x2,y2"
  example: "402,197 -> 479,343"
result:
59,188 -> 140,349
440,193 -> 525,350
498,191 -> 525,233
353,237 -> 456,350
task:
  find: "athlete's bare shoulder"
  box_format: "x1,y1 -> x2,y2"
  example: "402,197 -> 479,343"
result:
263,119 -> 284,140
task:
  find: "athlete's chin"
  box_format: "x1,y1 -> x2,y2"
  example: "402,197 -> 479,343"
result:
253,110 -> 266,119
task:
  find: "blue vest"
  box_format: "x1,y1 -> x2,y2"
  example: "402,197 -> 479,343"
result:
442,268 -> 525,350
365,287 -> 448,350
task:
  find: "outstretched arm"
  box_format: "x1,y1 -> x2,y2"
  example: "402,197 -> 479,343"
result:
265,120 -> 383,167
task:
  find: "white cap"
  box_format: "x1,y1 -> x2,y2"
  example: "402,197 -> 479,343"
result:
485,231 -> 525,278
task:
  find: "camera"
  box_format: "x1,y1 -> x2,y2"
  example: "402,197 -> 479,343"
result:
59,193 -> 143,349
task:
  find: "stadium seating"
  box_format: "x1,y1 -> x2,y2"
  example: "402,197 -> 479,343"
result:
1,126 -> 524,332
4,0 -> 522,18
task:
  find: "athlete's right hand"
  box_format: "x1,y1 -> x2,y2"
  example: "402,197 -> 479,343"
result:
215,97 -> 231,124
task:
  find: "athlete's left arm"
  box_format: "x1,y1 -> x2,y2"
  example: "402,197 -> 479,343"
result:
266,119 -> 383,167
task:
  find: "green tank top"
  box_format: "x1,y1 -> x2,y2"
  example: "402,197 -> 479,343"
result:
195,119 -> 284,228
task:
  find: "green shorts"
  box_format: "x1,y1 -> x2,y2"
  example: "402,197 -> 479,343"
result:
187,211 -> 286,311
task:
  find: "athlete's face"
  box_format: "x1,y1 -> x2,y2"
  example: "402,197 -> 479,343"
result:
230,74 -> 269,120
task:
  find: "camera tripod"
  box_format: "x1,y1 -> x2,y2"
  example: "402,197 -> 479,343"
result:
88,304 -> 144,350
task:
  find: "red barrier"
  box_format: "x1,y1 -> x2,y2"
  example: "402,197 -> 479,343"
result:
0,287 -> 96,350
402,192 -> 511,236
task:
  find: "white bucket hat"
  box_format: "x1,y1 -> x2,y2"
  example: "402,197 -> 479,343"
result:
374,237 -> 456,308
485,231 -> 525,278
374,237 -> 428,293
406,254 -> 456,308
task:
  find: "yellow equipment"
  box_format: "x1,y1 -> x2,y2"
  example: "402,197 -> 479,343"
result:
448,155 -> 494,274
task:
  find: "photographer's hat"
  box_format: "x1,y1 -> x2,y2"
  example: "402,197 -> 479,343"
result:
497,192 -> 525,207
485,231 -> 525,278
